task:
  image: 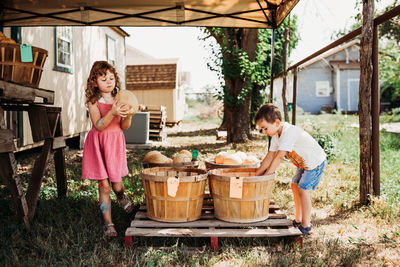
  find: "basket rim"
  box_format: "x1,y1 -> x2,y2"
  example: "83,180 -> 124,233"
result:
0,42 -> 48,54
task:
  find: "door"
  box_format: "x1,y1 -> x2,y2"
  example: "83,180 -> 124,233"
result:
347,78 -> 359,112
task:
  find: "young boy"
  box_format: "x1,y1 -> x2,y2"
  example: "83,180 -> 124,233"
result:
254,103 -> 327,235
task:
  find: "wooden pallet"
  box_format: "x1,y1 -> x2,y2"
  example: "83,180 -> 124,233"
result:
125,196 -> 302,251
140,104 -> 167,141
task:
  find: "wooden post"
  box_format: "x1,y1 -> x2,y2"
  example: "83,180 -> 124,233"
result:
52,109 -> 67,198
0,106 -> 29,225
269,29 -> 275,103
282,18 -> 290,122
359,0 -> 374,205
371,23 -> 380,196
291,68 -> 298,125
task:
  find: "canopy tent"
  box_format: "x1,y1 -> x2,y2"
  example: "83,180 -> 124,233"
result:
1,0 -> 299,28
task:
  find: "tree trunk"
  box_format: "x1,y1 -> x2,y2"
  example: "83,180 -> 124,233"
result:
282,22 -> 290,122
359,0 -> 374,205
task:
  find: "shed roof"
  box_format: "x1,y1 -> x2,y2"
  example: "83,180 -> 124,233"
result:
2,0 -> 299,28
126,63 -> 177,90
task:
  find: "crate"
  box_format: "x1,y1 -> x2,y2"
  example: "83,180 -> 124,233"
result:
0,43 -> 48,88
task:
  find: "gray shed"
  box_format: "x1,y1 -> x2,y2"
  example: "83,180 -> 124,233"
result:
274,40 -> 360,114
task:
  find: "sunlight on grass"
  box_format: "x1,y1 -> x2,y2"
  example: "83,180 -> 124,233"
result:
1,113 -> 399,266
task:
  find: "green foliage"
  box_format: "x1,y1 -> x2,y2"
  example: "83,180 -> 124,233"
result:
202,16 -> 299,110
311,125 -> 340,161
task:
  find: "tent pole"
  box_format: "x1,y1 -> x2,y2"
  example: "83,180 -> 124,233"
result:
292,68 -> 297,125
269,29 -> 275,103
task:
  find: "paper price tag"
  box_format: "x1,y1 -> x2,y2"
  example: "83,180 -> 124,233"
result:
230,176 -> 243,199
167,176 -> 180,197
20,44 -> 33,62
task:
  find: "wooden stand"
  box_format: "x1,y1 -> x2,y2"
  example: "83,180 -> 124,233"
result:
0,80 -> 67,225
125,195 -> 303,251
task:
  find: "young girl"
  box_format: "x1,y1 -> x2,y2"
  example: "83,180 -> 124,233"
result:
82,61 -> 134,237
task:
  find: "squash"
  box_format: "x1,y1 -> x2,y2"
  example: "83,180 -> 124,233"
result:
235,151 -> 247,161
222,154 -> 243,165
215,151 -> 229,164
115,90 -> 139,116
148,153 -> 171,164
179,150 -> 192,160
172,154 -> 191,164
243,155 -> 258,164
143,151 -> 161,162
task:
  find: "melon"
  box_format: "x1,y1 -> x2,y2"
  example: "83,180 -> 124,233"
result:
143,151 -> 161,162
235,151 -> 247,161
173,154 -> 191,164
148,153 -> 171,164
243,155 -> 258,164
179,150 -> 192,160
215,151 -> 229,164
115,90 -> 139,116
222,154 -> 243,165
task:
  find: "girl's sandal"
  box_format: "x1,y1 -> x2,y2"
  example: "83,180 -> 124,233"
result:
104,223 -> 117,237
119,195 -> 134,214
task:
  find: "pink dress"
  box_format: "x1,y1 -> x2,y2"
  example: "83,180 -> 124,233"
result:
82,101 -> 128,182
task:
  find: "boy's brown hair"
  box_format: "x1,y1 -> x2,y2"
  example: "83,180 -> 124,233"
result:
254,103 -> 282,123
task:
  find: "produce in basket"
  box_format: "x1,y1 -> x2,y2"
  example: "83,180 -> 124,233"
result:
179,149 -> 192,160
172,154 -> 191,164
214,151 -> 259,165
143,151 -> 161,162
146,152 -> 172,164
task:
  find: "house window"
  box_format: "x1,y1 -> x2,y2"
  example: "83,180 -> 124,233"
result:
315,81 -> 330,97
106,35 -> 116,65
54,26 -> 73,73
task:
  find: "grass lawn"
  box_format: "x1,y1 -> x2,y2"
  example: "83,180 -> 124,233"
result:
1,113 -> 399,266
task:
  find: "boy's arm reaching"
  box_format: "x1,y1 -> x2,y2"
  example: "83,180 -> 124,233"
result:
264,150 -> 287,175
255,151 -> 276,176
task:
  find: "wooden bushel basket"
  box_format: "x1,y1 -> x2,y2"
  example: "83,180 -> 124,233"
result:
0,43 -> 48,88
142,159 -> 200,169
141,167 -> 207,222
209,168 -> 275,223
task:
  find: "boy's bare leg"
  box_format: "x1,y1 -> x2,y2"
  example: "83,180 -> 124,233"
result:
98,179 -> 116,235
291,183 -> 302,223
298,188 -> 312,227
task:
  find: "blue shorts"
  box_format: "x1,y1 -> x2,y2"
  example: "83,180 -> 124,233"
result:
292,160 -> 327,190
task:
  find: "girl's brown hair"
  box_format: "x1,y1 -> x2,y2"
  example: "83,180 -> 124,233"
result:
85,61 -> 121,104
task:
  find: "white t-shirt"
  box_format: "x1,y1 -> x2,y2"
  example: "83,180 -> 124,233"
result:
269,122 -> 326,170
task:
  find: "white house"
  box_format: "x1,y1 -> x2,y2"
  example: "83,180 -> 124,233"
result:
1,26 -> 128,149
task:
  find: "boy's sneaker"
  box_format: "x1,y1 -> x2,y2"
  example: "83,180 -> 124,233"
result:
298,225 -> 312,235
292,220 -> 301,227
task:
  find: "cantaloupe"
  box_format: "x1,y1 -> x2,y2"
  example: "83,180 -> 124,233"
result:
243,155 -> 258,164
215,151 -> 229,164
179,150 -> 192,160
143,151 -> 161,162
222,154 -> 243,165
115,90 -> 139,116
148,153 -> 171,164
173,154 -> 191,164
235,151 -> 247,161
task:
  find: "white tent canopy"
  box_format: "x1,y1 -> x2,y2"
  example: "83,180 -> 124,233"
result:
2,0 -> 299,28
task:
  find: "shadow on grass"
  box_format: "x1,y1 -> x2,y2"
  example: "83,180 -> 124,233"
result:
167,128 -> 217,137
0,191 -> 375,266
